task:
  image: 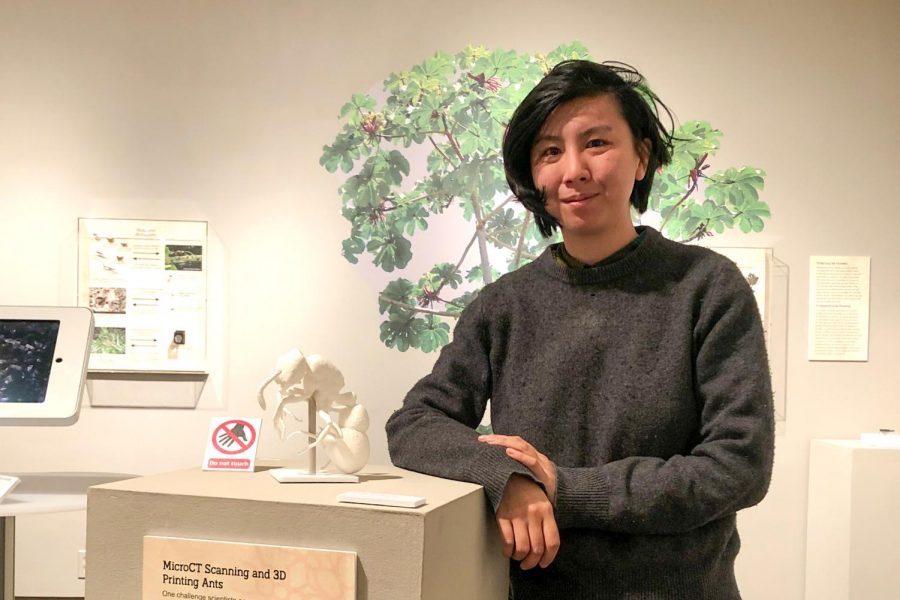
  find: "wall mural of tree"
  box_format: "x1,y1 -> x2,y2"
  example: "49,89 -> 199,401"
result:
320,42 -> 770,353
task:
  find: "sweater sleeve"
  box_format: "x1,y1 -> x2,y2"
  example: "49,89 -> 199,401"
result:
553,260 -> 775,533
385,292 -> 539,511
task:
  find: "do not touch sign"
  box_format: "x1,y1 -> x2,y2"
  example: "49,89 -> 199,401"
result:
203,417 -> 262,472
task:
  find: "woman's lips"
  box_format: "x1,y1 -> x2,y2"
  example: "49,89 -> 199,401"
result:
561,193 -> 597,205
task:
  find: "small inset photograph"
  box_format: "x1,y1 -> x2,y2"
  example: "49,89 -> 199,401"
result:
91,327 -> 126,354
164,245 -> 203,271
89,287 -> 127,314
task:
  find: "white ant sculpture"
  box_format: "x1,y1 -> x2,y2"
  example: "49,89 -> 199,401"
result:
303,405 -> 370,474
257,349 -> 369,476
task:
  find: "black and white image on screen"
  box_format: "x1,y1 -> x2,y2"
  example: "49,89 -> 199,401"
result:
0,320 -> 59,403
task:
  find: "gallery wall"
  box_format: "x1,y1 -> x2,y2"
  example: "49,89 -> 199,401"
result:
1,0 -> 899,597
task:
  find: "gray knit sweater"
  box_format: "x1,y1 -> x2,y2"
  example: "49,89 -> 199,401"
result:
386,226 -> 775,599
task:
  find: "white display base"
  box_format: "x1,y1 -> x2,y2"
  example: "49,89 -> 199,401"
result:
805,439 -> 900,600
268,468 -> 359,483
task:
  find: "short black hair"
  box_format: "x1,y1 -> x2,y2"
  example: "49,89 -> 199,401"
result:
502,60 -> 674,237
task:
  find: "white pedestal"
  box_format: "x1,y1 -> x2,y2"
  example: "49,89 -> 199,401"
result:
805,440 -> 900,600
86,465 -> 508,600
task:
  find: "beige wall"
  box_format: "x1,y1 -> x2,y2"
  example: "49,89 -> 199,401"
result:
1,0 -> 899,598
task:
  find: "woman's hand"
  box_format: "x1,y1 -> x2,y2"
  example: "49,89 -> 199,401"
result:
495,474 -> 560,569
479,434 -> 558,503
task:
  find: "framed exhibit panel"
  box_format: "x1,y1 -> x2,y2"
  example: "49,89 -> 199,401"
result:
77,218 -> 208,374
712,247 -> 789,426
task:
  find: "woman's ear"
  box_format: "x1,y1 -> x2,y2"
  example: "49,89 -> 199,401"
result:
635,138 -> 651,181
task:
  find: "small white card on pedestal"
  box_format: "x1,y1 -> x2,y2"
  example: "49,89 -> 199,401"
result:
202,417 -> 262,472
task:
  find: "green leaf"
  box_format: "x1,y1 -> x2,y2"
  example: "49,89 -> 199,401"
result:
409,93 -> 449,130
466,265 -> 501,283
457,45 -> 492,69
379,278 -> 417,314
379,312 -> 425,352
320,128 -> 367,174
704,167 -> 767,221
545,42 -> 592,64
429,262 -> 463,289
397,204 -> 429,235
387,150 -> 410,177
671,121 -> 721,168
486,208 -> 524,247
734,199 -> 771,235
341,236 -> 365,264
413,51 -> 455,81
367,233 -> 412,272
663,212 -> 687,240
444,290 -> 480,314
418,315 -> 451,352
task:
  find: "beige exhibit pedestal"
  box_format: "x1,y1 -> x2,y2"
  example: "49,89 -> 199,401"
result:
805,440 -> 900,600
85,465 -> 507,600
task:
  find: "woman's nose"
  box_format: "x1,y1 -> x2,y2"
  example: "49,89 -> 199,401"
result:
562,151 -> 589,183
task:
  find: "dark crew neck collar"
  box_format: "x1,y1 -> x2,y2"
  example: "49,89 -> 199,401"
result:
539,226 -> 661,285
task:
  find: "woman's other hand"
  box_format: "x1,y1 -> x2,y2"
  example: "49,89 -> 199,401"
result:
495,474 -> 560,569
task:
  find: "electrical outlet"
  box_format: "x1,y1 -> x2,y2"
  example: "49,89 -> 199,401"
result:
77,549 -> 86,579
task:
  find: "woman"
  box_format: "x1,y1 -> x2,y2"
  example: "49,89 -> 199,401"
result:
386,59 -> 774,599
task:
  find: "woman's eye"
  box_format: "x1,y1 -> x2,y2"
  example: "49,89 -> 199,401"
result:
587,139 -> 606,148
532,146 -> 562,164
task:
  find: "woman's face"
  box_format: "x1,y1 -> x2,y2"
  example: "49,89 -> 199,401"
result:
530,94 -> 649,240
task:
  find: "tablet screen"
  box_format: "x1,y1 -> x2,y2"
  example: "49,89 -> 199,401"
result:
0,319 -> 60,404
